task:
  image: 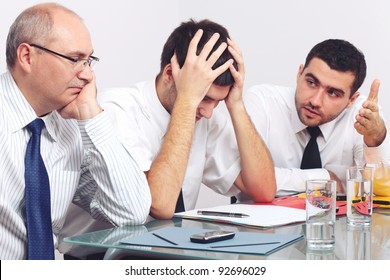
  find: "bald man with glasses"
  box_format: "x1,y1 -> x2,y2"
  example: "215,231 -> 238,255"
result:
0,3 -> 151,260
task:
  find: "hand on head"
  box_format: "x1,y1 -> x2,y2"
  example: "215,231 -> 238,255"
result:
224,37 -> 245,109
170,29 -> 233,108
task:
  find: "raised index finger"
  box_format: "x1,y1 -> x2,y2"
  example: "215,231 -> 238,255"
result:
367,79 -> 380,102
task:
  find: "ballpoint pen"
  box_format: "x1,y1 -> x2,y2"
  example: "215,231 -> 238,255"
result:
197,210 -> 250,218
152,232 -> 178,245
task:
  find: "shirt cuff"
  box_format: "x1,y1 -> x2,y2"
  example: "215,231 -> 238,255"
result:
275,168 -> 330,197
303,168 -> 330,180
364,132 -> 390,164
78,111 -> 115,148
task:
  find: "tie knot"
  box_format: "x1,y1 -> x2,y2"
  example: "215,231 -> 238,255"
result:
307,126 -> 321,138
27,119 -> 45,136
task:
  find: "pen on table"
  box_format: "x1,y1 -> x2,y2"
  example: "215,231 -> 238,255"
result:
152,232 -> 178,246
210,242 -> 281,249
197,210 -> 250,218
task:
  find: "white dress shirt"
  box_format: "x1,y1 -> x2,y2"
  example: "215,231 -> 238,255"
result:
57,80 -> 242,258
0,71 -> 151,259
99,80 -> 241,210
243,84 -> 390,194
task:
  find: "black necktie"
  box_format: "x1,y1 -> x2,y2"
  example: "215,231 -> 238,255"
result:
25,119 -> 54,260
174,190 -> 185,213
300,126 -> 322,169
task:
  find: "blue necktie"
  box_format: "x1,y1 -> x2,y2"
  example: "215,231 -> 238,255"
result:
300,126 -> 322,169
25,119 -> 54,260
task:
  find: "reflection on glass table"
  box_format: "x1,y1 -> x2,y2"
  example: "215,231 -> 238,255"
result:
64,209 -> 390,260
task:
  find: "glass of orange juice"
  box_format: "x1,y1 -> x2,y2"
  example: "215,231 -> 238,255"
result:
373,161 -> 390,196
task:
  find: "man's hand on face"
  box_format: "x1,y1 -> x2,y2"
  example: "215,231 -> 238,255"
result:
58,72 -> 103,120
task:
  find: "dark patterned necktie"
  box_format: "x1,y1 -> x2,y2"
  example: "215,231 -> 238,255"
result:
25,119 -> 54,260
300,126 -> 322,169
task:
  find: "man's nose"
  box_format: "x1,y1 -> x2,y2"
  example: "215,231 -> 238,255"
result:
310,88 -> 325,107
199,103 -> 215,119
77,65 -> 93,82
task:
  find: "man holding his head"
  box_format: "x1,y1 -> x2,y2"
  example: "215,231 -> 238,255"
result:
244,39 -> 389,194
98,19 -> 277,219
0,3 -> 151,259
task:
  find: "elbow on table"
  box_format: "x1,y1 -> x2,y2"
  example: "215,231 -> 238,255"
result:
249,180 -> 277,203
252,192 -> 275,203
149,205 -> 175,220
113,205 -> 151,226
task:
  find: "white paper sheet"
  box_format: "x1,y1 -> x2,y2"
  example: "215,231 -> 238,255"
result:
174,204 -> 306,228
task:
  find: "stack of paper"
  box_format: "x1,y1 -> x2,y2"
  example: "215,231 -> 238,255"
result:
174,204 -> 306,228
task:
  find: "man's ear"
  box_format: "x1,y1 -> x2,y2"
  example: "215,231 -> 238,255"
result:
347,91 -> 360,108
16,43 -> 33,73
162,63 -> 174,84
296,64 -> 304,83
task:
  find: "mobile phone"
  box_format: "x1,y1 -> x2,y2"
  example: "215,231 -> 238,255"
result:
190,230 -> 235,244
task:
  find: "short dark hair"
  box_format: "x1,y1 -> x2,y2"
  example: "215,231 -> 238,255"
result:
304,39 -> 366,95
159,19 -> 237,86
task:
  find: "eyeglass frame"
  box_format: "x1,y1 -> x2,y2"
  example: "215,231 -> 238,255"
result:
29,43 -> 99,69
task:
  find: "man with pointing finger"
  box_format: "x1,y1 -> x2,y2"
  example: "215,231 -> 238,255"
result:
243,39 -> 389,194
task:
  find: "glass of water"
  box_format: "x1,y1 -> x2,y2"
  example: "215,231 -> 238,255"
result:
305,179 -> 336,249
346,166 -> 374,227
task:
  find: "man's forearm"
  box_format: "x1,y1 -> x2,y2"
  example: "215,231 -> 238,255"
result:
148,100 -> 197,219
229,103 -> 276,202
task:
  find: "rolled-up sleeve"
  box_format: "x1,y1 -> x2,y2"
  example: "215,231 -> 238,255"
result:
74,112 -> 151,226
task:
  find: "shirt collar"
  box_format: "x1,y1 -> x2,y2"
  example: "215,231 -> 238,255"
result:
3,71 -> 36,133
146,80 -> 171,137
3,71 -> 57,141
291,97 -> 307,134
40,113 -> 59,142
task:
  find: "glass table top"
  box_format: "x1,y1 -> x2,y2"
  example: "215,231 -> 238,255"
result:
64,209 -> 390,260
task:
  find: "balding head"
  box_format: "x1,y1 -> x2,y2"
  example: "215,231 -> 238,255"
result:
6,2 -> 81,69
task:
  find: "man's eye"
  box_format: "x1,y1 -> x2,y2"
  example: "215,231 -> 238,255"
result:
307,80 -> 316,87
328,90 -> 340,97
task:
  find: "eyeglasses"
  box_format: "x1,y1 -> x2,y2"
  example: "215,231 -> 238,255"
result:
30,44 -> 99,70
